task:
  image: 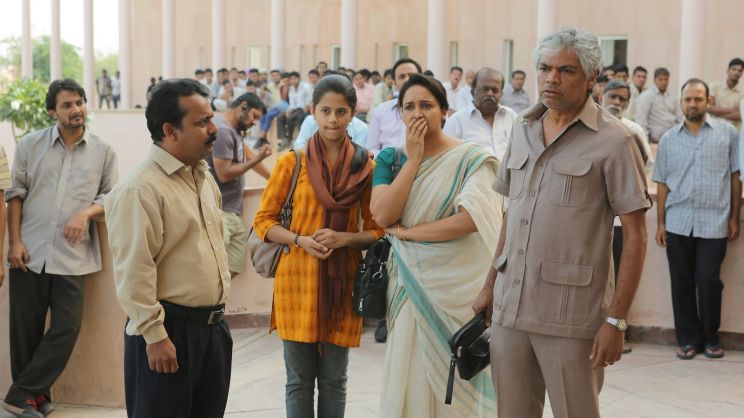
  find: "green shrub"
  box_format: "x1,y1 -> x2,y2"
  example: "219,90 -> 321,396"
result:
0,79 -> 54,142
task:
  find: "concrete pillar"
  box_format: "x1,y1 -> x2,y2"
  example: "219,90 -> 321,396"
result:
426,0 -> 445,79
677,0 -> 706,89
270,0 -> 285,69
50,0 -> 62,80
212,0 -> 226,70
21,0 -> 32,79
119,0 -> 132,109
162,0 -> 176,79
83,0 -> 94,102
536,0 -> 558,41
340,0 -> 357,69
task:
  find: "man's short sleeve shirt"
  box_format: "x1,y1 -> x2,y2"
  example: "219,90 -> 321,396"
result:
492,99 -> 651,339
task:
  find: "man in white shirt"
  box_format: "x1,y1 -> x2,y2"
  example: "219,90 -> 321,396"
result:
278,71 -> 311,149
625,66 -> 648,121
443,67 -> 517,161
442,66 -> 464,115
112,71 -> 121,109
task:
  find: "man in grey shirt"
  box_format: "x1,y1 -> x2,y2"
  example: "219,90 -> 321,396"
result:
635,67 -> 683,143
2,79 -> 117,418
501,70 -> 531,113
206,92 -> 271,276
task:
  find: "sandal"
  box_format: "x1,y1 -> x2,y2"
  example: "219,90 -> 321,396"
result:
676,345 -> 697,360
704,345 -> 724,359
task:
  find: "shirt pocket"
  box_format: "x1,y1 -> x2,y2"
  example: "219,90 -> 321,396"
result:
548,158 -> 592,206
507,153 -> 529,200
70,168 -> 99,202
537,261 -> 593,325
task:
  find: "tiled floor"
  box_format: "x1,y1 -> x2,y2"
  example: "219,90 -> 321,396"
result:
3,327 -> 744,418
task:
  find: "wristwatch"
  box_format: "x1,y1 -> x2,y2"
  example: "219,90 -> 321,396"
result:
293,234 -> 301,248
606,316 -> 628,331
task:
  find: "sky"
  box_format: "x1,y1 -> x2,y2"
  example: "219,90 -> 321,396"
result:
0,0 -> 120,56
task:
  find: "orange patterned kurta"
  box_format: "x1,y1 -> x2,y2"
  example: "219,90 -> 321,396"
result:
253,151 -> 384,348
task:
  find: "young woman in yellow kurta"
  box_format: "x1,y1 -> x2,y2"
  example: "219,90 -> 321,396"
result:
253,73 -> 383,418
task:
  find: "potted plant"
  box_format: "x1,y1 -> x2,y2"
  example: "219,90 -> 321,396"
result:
0,79 -> 54,142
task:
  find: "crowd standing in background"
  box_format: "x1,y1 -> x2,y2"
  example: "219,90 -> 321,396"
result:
3,22 -> 744,418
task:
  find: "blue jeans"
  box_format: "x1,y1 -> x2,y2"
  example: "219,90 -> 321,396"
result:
260,101 -> 289,133
283,340 -> 349,418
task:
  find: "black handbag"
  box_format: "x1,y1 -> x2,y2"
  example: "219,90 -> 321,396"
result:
351,147 -> 405,319
444,311 -> 491,405
352,237 -> 391,319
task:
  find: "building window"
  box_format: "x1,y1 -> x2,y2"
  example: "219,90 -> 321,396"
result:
394,43 -> 409,61
450,41 -> 459,67
331,45 -> 341,69
246,47 -> 261,70
503,39 -> 514,78
598,37 -> 628,67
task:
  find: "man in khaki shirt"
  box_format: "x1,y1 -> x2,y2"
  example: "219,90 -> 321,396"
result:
708,57 -> 744,131
105,79 -> 232,418
473,27 -> 651,418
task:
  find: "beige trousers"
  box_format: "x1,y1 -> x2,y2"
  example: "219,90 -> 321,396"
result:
490,324 -> 604,418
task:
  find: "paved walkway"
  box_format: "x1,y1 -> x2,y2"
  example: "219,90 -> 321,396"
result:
3,327 -> 744,418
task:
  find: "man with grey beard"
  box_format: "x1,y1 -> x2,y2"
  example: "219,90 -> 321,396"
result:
601,79 -> 653,355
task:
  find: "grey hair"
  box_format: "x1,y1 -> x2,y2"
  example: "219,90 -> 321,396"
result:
602,79 -> 631,96
532,26 -> 602,79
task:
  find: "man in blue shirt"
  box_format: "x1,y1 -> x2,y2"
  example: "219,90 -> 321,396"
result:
653,78 -> 741,360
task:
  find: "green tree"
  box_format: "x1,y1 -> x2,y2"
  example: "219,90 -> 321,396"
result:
0,36 -> 83,83
0,79 -> 55,141
96,52 -> 119,77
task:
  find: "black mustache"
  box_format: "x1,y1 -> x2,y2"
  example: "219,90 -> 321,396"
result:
205,134 -> 217,145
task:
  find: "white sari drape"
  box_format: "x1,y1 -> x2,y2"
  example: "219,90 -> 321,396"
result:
380,143 -> 503,418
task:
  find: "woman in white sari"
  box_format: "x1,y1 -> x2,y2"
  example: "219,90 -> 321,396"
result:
370,74 -> 503,418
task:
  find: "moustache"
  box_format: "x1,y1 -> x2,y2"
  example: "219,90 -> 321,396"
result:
205,134 -> 217,145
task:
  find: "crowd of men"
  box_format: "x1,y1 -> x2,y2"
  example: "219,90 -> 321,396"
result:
1,30 -> 744,418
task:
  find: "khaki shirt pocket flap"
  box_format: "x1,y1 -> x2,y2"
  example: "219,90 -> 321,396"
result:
540,262 -> 593,286
551,159 -> 591,176
507,153 -> 529,170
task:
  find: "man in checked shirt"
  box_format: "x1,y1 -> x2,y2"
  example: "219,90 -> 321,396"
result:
653,78 -> 741,361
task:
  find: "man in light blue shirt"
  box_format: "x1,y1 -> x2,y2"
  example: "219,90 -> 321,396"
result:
653,78 -> 741,360
293,115 -> 368,150
367,58 -> 422,156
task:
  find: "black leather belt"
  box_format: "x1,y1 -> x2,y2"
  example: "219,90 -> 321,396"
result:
161,300 -> 225,325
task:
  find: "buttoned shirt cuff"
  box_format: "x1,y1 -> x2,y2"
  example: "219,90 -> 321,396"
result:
4,188 -> 27,202
611,193 -> 653,216
143,323 -> 169,345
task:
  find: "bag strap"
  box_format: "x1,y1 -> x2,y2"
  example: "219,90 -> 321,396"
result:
279,150 -> 302,228
445,354 -> 456,405
391,147 -> 404,179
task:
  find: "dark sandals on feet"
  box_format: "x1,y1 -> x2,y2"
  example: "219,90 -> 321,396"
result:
676,345 -> 697,360
704,345 -> 724,359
